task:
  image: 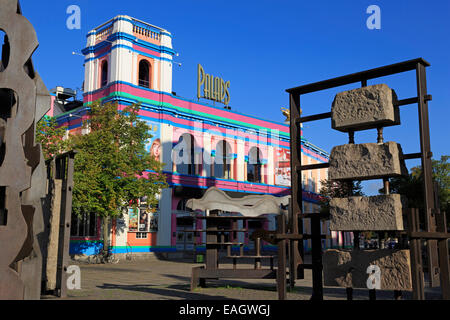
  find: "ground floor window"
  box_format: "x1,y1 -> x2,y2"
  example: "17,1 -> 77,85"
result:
136,232 -> 148,239
71,212 -> 98,237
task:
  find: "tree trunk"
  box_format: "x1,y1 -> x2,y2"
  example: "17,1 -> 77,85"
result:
102,216 -> 110,254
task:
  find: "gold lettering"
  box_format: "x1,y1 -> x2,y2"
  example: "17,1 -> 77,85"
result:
220,78 -> 225,101
197,64 -> 230,105
224,81 -> 230,105
204,74 -> 210,99
208,74 -> 213,100
197,64 -> 205,99
214,77 -> 220,101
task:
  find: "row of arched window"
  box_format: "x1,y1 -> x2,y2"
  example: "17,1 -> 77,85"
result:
99,59 -> 151,89
173,134 -> 264,183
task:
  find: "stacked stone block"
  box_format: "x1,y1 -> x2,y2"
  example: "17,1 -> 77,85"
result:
324,84 -> 412,291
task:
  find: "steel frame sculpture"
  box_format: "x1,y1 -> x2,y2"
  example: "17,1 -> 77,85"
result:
284,58 -> 450,300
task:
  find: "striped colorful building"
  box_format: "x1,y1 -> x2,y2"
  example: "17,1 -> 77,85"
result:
52,16 -> 350,257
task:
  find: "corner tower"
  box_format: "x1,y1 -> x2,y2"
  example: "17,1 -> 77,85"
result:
82,15 -> 175,101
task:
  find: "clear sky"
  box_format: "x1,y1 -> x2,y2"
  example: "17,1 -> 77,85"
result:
17,0 -> 450,193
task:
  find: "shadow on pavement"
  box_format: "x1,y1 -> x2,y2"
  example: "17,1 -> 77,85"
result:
161,273 -> 279,291
97,283 -> 234,300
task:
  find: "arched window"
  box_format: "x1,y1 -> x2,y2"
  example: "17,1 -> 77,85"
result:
247,147 -> 262,183
214,140 -> 232,179
138,59 -> 151,88
101,60 -> 108,87
175,134 -> 195,175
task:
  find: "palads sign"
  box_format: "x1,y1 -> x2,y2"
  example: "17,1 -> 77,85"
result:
197,64 -> 230,106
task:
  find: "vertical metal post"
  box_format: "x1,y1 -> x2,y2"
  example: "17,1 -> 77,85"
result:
55,152 -> 75,298
289,93 -> 304,280
433,182 -> 450,299
416,62 -> 440,287
277,214 -> 286,300
311,215 -> 323,300
408,208 -> 425,300
288,197 -> 300,289
255,237 -> 261,269
206,211 -> 218,271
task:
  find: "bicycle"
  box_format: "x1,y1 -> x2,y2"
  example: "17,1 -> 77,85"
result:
87,248 -> 120,264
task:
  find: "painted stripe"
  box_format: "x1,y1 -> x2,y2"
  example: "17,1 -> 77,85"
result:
83,31 -> 174,57
84,85 -> 291,136
83,81 -> 290,131
57,106 -> 328,162
111,246 -> 176,254
84,44 -> 173,64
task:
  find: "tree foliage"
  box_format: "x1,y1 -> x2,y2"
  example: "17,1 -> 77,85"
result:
318,180 -> 364,214
36,116 -> 68,160
68,101 -> 168,251
380,155 -> 449,227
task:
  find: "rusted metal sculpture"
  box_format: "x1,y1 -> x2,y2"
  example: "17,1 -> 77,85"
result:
285,58 -> 450,300
0,0 -> 51,299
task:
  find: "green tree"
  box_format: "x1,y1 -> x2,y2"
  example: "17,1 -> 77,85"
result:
36,116 -> 68,160
318,180 -> 364,214
380,155 -> 449,227
68,101 -> 167,255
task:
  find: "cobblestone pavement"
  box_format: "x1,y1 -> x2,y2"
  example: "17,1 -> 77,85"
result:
50,253 -> 443,301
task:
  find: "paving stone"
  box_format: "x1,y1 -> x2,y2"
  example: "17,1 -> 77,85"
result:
330,194 -> 406,231
323,249 -> 412,291
331,84 -> 400,132
328,142 -> 408,181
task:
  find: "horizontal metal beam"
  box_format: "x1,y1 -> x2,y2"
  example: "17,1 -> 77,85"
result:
298,212 -> 330,219
286,58 -> 430,95
396,97 -> 419,106
409,231 -> 450,240
295,112 -> 331,124
402,152 -> 422,160
292,96 -> 431,124
197,268 -> 277,279
296,163 -> 330,172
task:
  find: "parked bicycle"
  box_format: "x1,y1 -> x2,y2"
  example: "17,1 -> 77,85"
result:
87,248 -> 119,264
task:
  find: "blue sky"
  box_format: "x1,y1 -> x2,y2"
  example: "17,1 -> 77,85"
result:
16,0 -> 450,193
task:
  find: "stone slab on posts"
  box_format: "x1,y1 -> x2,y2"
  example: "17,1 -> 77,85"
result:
330,194 -> 407,231
328,141 -> 408,181
323,249 -> 413,291
331,84 -> 400,132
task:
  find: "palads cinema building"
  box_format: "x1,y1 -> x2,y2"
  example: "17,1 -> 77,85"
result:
50,16 -> 350,257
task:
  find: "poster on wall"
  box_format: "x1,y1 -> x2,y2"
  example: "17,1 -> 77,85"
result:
144,120 -> 161,162
139,208 -> 149,232
275,148 -> 291,186
148,211 -> 158,232
128,207 -> 139,232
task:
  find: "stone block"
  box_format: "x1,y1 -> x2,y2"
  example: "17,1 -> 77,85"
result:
331,84 -> 400,132
330,194 -> 406,231
323,249 -> 412,291
328,142 -> 408,181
